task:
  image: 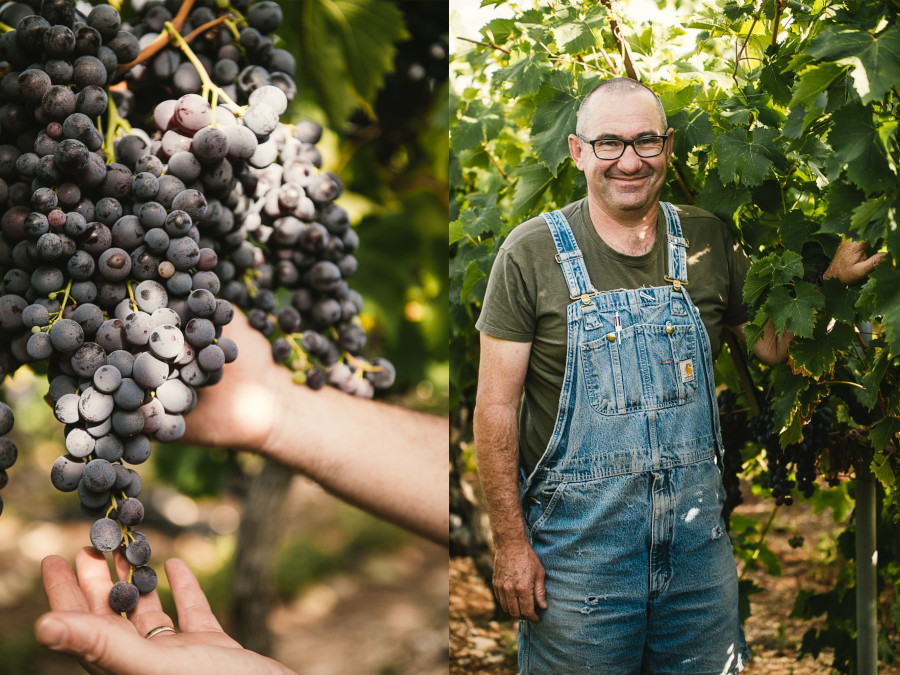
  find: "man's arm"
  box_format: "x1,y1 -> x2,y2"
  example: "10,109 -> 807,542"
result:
473,333 -> 547,622
180,311 -> 449,546
728,240 -> 886,365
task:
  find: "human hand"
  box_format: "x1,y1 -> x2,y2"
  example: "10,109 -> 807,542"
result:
35,547 -> 296,675
180,309 -> 294,453
492,540 -> 547,622
823,240 -> 886,285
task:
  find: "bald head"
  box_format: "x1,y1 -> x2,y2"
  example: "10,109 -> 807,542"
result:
576,78 -> 667,136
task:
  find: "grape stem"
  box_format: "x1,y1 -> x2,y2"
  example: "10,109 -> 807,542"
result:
37,279 -> 75,331
126,281 -> 139,312
164,22 -> 243,111
103,93 -> 133,163
240,269 -> 260,298
115,0 -> 196,76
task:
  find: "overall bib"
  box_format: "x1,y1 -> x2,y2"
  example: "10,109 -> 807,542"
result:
518,203 -> 748,674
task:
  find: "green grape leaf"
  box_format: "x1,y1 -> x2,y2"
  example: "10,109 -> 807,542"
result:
715,127 -> 780,188
828,104 -> 896,194
789,63 -> 846,108
859,263 -> 900,354
780,212 -> 818,255
787,321 -> 856,378
530,85 -> 580,176
869,416 -> 900,452
809,483 -> 854,522
807,25 -> 900,104
770,366 -> 809,437
695,168 -> 751,223
783,106 -> 808,139
858,348 -> 888,410
492,51 -> 550,99
765,281 -> 824,338
293,0 -> 408,127
870,450 -> 896,488
449,219 -> 465,245
551,19 -> 597,54
743,268 -> 773,308
660,85 -> 699,117
761,58 -> 795,105
461,258 -> 487,304
481,18 -> 517,44
819,182 -> 865,235
820,278 -> 860,325
773,251 -> 806,286
510,163 -> 554,217
451,100 -> 505,152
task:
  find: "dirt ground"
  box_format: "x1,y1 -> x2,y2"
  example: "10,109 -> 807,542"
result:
449,480 -> 900,675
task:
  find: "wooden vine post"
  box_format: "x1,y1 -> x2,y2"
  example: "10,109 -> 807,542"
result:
856,451 -> 878,675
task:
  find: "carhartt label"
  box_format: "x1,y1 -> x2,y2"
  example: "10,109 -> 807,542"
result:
680,359 -> 694,382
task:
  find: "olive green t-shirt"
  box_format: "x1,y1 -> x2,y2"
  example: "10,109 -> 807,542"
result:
475,198 -> 751,474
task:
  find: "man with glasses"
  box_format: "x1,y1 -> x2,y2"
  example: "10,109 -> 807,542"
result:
473,77 -> 881,674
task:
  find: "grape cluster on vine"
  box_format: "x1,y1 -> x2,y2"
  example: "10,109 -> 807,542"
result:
747,403 -> 835,506
0,0 -> 394,613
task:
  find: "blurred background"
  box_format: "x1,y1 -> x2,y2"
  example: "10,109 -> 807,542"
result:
0,1 -> 449,673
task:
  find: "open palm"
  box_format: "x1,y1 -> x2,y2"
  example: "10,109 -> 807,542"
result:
36,547 -> 295,675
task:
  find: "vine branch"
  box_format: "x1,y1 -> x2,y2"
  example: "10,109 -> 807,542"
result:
457,36 -> 511,55
482,142 -> 511,183
115,0 -> 195,76
600,0 -> 639,81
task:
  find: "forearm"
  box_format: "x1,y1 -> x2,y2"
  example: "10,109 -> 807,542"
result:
259,378 -> 449,546
473,402 -> 528,548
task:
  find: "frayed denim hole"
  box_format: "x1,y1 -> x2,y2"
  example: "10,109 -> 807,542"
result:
580,595 -> 602,615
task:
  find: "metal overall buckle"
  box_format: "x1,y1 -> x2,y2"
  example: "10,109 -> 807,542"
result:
664,275 -> 688,292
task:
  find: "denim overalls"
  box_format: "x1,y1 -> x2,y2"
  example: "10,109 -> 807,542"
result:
518,203 -> 748,674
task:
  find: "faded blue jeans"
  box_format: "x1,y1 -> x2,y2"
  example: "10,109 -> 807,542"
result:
517,206 -> 748,674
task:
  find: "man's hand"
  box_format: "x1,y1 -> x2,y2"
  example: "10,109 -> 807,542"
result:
492,540 -> 548,622
824,241 -> 886,285
35,548 -> 296,675
180,310 -> 294,453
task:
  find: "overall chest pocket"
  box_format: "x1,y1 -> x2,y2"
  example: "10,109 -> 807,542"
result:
580,322 -> 698,415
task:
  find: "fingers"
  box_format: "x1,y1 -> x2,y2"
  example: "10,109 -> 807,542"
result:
113,550 -> 174,638
534,571 -> 548,611
41,556 -> 89,613
165,558 -> 226,634
869,251 -> 886,268
35,610 -> 161,675
75,547 -> 118,616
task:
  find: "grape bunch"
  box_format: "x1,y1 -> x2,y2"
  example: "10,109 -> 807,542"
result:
0,402 -> 15,516
0,0 -> 394,613
747,403 -> 835,505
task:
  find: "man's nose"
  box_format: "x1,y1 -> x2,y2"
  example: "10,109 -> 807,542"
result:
615,144 -> 643,172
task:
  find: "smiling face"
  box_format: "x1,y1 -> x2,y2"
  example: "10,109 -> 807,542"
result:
568,89 -> 673,217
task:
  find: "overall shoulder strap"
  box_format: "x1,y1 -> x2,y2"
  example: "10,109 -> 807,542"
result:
541,210 -> 596,301
660,201 -> 689,289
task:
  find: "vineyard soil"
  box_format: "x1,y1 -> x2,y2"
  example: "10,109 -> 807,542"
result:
450,479 -> 900,675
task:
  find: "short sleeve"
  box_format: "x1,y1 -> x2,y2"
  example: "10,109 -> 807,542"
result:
475,248 -> 536,342
722,230 -> 752,327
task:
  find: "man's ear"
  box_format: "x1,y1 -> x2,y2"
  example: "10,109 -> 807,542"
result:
569,134 -> 585,170
665,128 -> 675,163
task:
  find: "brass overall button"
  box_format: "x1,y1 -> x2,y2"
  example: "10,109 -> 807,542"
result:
665,322 -> 674,334
606,332 -> 616,342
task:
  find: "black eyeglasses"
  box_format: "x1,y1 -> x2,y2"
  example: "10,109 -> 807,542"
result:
576,134 -> 669,160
